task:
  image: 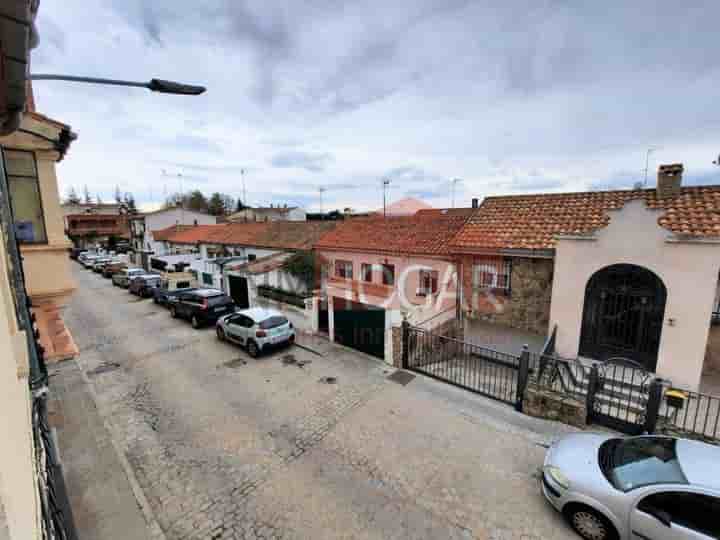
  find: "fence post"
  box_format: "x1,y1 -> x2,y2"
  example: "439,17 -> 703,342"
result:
586,363 -> 600,425
401,319 -> 409,369
644,378 -> 664,434
515,345 -> 530,412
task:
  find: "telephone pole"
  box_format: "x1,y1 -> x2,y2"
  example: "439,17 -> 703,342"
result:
318,187 -> 326,215
382,178 -> 391,218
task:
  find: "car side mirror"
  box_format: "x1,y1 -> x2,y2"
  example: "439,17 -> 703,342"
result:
643,505 -> 672,527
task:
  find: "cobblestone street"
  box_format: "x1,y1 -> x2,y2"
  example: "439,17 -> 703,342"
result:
58,264 -> 579,540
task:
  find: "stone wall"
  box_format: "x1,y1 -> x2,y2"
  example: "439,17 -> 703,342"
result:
391,326 -> 403,367
461,256 -> 553,335
523,382 -> 587,428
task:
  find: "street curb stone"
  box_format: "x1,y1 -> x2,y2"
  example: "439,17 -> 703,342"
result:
75,356 -> 168,540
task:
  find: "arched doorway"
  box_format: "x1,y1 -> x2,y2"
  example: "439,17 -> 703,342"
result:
579,264 -> 666,371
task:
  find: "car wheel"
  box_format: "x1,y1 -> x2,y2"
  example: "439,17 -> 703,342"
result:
170,306 -> 178,319
247,340 -> 259,358
216,326 -> 225,341
566,506 -> 617,540
191,315 -> 200,329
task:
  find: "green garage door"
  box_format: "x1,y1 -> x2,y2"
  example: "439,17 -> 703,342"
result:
333,298 -> 385,360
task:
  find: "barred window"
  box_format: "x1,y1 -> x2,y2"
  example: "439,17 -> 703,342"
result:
419,269 -> 439,295
361,263 -> 373,282
473,259 -> 511,290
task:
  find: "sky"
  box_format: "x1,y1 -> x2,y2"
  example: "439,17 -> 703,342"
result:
32,1 -> 720,212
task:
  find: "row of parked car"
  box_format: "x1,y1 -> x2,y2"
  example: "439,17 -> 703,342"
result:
72,250 -> 295,357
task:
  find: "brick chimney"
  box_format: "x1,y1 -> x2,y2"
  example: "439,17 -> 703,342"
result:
657,163 -> 683,198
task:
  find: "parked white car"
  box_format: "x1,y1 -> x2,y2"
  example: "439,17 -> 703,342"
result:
216,307 -> 295,357
542,434 -> 719,540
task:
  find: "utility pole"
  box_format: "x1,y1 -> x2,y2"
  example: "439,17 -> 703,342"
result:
240,168 -> 247,216
451,178 -> 462,208
163,169 -> 184,222
382,178 -> 391,218
643,148 -> 655,187
318,187 -> 326,216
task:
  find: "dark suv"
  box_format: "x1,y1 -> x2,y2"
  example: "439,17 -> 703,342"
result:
169,288 -> 235,328
128,274 -> 162,297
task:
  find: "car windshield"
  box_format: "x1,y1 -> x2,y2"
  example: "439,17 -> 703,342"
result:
599,437 -> 687,492
259,316 -> 288,330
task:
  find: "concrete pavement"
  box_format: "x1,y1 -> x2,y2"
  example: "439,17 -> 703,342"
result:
59,262 -> 580,539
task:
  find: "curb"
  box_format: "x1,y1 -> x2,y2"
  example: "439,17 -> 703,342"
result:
74,358 -> 168,540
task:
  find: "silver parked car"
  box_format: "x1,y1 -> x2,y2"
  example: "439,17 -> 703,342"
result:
542,434 -> 719,540
216,307 -> 295,357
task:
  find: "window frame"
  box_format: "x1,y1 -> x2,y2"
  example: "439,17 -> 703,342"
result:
419,269 -> 439,295
4,148 -> 48,244
381,263 -> 395,286
335,259 -> 353,279
472,259 -> 512,294
361,263 -> 373,283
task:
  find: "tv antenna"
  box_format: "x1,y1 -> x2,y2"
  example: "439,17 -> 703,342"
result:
382,178 -> 391,218
318,186 -> 326,215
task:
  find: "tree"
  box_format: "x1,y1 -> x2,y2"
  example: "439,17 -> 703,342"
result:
186,190 -> 208,213
207,192 -> 225,216
82,184 -> 92,204
235,199 -> 246,212
114,185 -> 122,203
96,193 -> 103,204
65,186 -> 81,204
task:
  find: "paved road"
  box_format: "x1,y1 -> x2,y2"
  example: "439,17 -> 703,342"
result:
62,263 -> 579,540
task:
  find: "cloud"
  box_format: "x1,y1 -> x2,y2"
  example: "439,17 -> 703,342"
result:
270,151 -> 333,173
30,1 -> 720,214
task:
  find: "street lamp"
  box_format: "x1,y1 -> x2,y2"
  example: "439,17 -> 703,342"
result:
29,74 -> 206,95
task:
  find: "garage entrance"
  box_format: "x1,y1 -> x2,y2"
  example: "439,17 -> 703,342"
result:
228,275 -> 249,309
332,297 -> 385,360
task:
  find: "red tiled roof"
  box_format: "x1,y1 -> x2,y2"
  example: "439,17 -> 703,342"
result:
151,225 -> 197,241
161,225 -> 225,244
452,186 -> 720,251
314,208 -> 474,256
163,222 -> 337,250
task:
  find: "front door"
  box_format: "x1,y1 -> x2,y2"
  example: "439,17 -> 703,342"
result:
579,264 -> 666,371
332,298 -> 385,360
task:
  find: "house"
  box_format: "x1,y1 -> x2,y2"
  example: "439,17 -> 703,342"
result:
228,205 -> 306,222
129,207 -> 216,269
61,201 -> 124,221
375,197 -> 433,216
451,164 -> 720,390
314,209 -> 473,362
0,45 -> 78,537
64,211 -> 129,249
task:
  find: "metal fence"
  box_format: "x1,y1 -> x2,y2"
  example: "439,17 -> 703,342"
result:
402,321 -> 720,443
403,324 -> 523,406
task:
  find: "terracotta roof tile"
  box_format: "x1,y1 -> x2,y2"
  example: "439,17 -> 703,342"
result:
452,186 -> 720,251
314,208 -> 473,256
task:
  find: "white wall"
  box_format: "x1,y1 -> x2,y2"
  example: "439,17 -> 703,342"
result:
144,209 -> 216,253
550,199 -> 720,390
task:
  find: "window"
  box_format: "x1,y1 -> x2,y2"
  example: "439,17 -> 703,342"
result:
381,264 -> 395,286
419,269 -> 439,295
202,272 -> 213,285
5,150 -> 47,243
335,260 -> 353,279
247,253 -> 257,261
361,263 -> 373,282
473,259 -> 511,291
637,492 -> 719,537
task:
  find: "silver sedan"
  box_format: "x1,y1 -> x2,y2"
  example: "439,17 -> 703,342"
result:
542,434 -> 719,540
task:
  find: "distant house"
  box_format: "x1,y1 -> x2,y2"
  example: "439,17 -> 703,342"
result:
129,207 -> 216,270
314,209 -> 473,362
229,205 -> 306,223
451,163 -> 720,390
375,197 -> 433,216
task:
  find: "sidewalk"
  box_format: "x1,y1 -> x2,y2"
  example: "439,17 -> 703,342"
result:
47,360 -> 159,540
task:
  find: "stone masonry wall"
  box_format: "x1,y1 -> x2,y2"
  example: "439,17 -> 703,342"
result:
461,256 -> 553,335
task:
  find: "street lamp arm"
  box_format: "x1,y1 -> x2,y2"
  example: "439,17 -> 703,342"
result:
29,74 -> 206,95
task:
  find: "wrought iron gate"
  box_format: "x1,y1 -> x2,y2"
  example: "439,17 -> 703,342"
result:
403,324 -> 525,406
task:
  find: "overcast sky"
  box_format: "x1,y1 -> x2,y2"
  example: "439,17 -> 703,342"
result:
32,1 -> 720,212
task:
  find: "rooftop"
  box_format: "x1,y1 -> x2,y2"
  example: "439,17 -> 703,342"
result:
375,197 -> 433,216
452,185 -> 720,251
314,208 -> 474,256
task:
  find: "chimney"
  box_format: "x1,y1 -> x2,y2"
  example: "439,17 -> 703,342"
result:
471,198 -> 479,209
657,163 -> 683,198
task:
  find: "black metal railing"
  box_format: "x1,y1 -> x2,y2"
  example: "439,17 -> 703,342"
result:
658,387 -> 720,442
257,284 -> 310,308
1,149 -> 77,538
404,324 -> 522,405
